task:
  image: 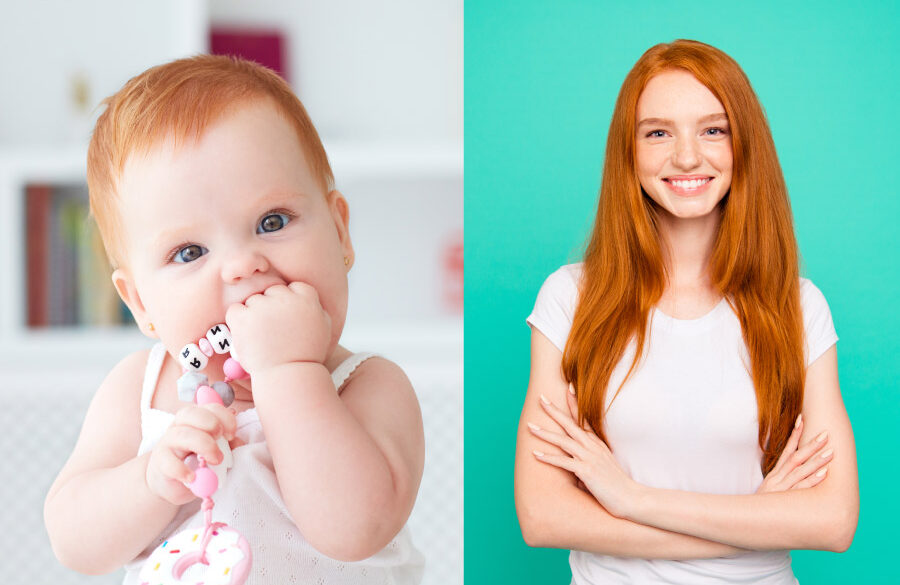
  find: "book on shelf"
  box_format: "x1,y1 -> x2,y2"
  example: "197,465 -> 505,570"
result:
25,183 -> 132,329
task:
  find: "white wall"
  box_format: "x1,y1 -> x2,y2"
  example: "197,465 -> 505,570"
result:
209,0 -> 464,145
0,0 -> 207,147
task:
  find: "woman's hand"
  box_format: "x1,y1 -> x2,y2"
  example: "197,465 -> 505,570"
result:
528,386 -> 639,519
757,414 -> 832,494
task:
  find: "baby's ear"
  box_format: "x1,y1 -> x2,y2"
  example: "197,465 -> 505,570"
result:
111,268 -> 157,338
327,190 -> 354,268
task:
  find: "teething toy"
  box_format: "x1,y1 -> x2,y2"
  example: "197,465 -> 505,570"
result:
139,323 -> 252,584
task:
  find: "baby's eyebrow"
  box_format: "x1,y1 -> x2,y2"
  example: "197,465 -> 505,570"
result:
152,225 -> 195,249
637,112 -> 729,127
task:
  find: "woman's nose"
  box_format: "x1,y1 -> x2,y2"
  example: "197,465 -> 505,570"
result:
220,248 -> 270,283
673,136 -> 702,169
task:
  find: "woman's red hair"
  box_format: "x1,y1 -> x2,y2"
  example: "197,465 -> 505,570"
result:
562,39 -> 805,474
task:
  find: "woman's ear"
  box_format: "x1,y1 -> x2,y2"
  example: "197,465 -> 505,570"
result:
111,268 -> 157,338
327,189 -> 355,269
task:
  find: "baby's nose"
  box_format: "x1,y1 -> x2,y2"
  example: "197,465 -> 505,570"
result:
220,249 -> 270,283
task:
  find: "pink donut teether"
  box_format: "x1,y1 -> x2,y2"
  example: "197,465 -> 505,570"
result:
138,523 -> 252,585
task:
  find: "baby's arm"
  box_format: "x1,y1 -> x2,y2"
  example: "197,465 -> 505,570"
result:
44,349 -> 235,574
253,358 -> 424,561
226,282 -> 424,562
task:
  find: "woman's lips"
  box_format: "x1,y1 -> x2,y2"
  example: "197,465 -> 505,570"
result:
663,177 -> 713,196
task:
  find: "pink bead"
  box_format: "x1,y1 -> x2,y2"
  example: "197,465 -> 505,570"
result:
187,466 -> 218,498
196,385 -> 224,406
223,357 -> 249,380
197,338 -> 214,357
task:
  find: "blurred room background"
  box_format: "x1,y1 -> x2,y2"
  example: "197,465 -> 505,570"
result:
0,1 -> 462,583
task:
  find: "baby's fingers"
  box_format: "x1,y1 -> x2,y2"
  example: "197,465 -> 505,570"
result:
174,404 -> 235,441
157,448 -> 197,484
164,425 -> 224,465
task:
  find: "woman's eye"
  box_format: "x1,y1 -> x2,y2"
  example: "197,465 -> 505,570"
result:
647,130 -> 666,138
257,212 -> 291,234
707,127 -> 728,136
172,244 -> 207,263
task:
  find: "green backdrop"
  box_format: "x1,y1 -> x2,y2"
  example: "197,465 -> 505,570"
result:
464,1 -> 898,582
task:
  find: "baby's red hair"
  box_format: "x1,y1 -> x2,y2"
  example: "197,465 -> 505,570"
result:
87,54 -> 334,269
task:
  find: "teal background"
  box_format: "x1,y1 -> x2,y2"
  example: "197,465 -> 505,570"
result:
465,1 -> 898,582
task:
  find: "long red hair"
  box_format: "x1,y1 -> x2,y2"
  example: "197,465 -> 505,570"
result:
561,39 -> 805,474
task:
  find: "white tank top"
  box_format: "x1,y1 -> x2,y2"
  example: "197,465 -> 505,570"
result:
122,343 -> 424,585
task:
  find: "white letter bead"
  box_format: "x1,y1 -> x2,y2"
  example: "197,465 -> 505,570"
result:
206,323 -> 233,355
178,343 -> 209,371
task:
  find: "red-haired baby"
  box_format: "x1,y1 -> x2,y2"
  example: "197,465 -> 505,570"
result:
44,55 -> 425,585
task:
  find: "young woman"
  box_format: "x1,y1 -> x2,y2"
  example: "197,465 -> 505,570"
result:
514,39 -> 858,584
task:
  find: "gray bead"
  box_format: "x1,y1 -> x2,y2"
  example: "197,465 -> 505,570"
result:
177,371 -> 208,402
212,381 -> 235,407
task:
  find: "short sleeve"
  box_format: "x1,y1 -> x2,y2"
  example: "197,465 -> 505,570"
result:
800,278 -> 839,367
526,264 -> 582,353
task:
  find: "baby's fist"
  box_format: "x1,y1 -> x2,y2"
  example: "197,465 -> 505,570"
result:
225,282 -> 332,374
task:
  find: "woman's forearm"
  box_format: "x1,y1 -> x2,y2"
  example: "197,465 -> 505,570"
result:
628,484 -> 856,552
44,452 -> 179,574
516,476 -> 746,559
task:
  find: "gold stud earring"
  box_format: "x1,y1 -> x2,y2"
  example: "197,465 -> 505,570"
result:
344,256 -> 350,266
148,322 -> 155,332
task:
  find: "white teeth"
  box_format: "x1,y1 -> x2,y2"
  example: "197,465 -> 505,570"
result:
669,178 -> 710,189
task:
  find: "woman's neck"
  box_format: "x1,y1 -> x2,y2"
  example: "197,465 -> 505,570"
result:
656,206 -> 722,292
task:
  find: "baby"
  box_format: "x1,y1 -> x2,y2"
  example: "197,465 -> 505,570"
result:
44,55 -> 425,584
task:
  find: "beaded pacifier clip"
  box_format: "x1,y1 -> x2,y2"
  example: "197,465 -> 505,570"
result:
139,323 -> 253,585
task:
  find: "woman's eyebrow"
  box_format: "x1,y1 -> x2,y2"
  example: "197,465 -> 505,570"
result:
637,112 -> 729,127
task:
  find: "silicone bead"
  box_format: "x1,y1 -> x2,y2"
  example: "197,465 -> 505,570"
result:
178,343 -> 208,372
206,324 -> 233,355
198,337 -> 214,357
212,381 -> 235,407
223,358 -> 249,380
177,371 -> 208,402
196,385 -> 224,406
187,465 -> 218,498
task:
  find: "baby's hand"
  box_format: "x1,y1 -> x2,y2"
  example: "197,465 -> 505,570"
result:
146,404 -> 237,505
225,282 -> 332,374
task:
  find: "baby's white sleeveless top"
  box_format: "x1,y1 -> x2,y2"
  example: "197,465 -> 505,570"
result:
122,343 -> 424,585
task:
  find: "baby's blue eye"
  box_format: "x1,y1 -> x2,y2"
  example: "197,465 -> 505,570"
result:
173,244 -> 207,263
257,213 -> 291,234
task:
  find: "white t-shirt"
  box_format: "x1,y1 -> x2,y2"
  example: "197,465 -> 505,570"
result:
526,263 -> 839,585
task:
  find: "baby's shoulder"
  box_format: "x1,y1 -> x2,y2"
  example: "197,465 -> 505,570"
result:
341,355 -> 412,396
93,347 -> 152,407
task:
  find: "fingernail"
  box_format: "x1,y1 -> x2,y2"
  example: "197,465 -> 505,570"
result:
816,467 -> 827,477
533,450 -> 545,457
816,431 -> 828,442
795,414 -> 802,428
540,394 -> 550,405
821,448 -> 834,459
527,422 -> 541,432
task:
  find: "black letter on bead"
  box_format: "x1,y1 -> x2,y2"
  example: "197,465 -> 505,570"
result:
182,348 -> 190,358
218,339 -> 230,351
190,358 -> 201,369
209,325 -> 221,335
